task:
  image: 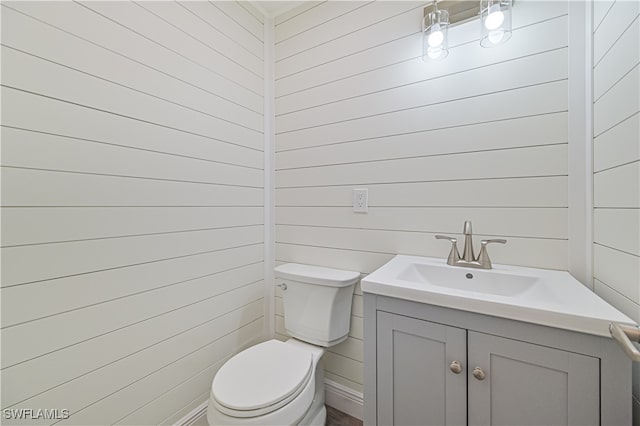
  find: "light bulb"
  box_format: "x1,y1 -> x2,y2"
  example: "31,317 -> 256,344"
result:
488,29 -> 504,44
484,3 -> 504,30
427,24 -> 444,47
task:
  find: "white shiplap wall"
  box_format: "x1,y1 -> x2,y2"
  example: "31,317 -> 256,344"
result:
274,1 -> 569,394
1,1 -> 265,424
591,1 -> 640,422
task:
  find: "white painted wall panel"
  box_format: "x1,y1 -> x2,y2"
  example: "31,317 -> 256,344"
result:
1,292 -> 264,418
275,1 -> 322,25
593,0 -> 640,65
67,320 -> 263,426
276,1 -> 565,81
276,207 -> 567,239
593,17 -> 639,101
1,168 -> 264,208
2,2 -> 263,111
3,271 -> 263,408
594,162 -> 640,208
1,6 -> 263,128
2,265 -> 264,373
593,65 -> 639,137
277,113 -> 567,168
214,1 -> 264,41
2,50 -> 262,149
275,8 -> 422,97
277,48 -> 567,133
594,209 -> 640,256
277,144 -> 567,187
1,225 -> 263,290
239,2 -> 264,24
276,177 -> 568,208
2,128 -> 262,188
593,244 -> 640,303
1,207 -> 263,247
593,1 -> 615,32
276,2 -> 418,62
275,0 -> 569,395
137,2 -> 263,74
0,2 -> 265,424
593,114 -> 639,173
5,294 -> 264,426
277,225 -> 568,271
275,1 -> 368,44
276,14 -> 568,114
81,1 -> 263,94
592,1 -> 640,413
1,90 -> 263,168
277,80 -> 567,151
273,0 -> 327,26
2,246 -> 264,327
180,2 -> 263,59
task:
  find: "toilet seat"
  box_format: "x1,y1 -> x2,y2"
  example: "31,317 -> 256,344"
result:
211,340 -> 313,418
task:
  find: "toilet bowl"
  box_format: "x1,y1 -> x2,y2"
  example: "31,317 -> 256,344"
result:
207,339 -> 325,426
207,263 -> 360,426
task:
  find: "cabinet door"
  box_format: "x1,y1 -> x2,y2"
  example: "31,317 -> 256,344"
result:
468,331 -> 599,426
376,311 -> 466,426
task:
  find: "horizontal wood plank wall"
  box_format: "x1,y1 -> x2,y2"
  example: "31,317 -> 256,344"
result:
274,0 -> 569,394
591,0 -> 640,420
0,1 -> 265,424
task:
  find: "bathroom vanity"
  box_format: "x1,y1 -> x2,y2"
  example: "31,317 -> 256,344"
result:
362,255 -> 635,426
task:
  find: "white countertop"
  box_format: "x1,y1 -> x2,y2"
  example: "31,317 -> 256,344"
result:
362,255 -> 636,337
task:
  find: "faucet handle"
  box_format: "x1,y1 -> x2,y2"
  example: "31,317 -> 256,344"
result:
435,235 -> 460,265
481,239 -> 507,245
476,239 -> 507,269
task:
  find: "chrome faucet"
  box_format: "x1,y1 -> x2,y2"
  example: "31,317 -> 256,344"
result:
435,221 -> 506,269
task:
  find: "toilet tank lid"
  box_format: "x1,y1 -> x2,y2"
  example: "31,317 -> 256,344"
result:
274,263 -> 360,287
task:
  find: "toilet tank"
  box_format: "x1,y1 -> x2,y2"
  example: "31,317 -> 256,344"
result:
274,263 -> 360,347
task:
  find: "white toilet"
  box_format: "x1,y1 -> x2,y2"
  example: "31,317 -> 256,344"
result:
206,263 -> 360,426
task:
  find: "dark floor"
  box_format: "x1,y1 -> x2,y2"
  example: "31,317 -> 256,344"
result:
326,406 -> 363,426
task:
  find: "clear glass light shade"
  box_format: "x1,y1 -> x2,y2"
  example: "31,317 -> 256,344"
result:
480,0 -> 512,48
422,9 -> 449,61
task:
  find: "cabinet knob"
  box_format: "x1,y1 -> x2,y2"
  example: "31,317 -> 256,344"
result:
449,360 -> 462,374
472,366 -> 486,380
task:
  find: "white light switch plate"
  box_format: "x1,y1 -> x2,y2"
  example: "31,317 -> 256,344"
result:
353,188 -> 368,213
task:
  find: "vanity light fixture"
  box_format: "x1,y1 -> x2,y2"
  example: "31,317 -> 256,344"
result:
480,0 -> 512,47
422,1 -> 449,61
421,0 -> 513,61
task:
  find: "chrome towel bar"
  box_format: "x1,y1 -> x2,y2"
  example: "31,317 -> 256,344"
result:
610,322 -> 640,362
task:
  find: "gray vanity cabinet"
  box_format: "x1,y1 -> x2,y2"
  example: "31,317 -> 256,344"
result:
467,331 -> 599,426
376,312 -> 466,426
365,295 -> 631,426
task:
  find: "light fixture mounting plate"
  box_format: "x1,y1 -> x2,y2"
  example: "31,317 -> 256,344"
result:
424,1 -> 514,27
424,1 -> 479,26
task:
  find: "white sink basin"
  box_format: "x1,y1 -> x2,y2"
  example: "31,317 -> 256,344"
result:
362,255 -> 635,337
397,263 -> 540,297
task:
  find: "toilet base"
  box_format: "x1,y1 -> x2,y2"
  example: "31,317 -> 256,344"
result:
297,362 -> 326,425
299,404 -> 326,426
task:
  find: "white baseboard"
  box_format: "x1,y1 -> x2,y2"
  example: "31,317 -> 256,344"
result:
324,379 -> 364,421
175,400 -> 207,426
175,379 -> 364,425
